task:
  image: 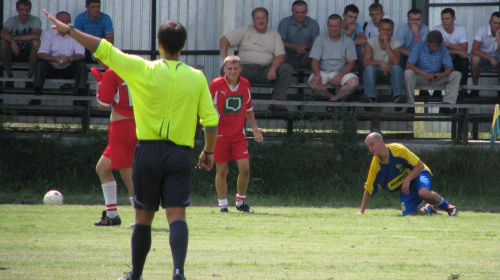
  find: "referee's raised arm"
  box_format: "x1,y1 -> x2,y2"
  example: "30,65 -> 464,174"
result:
43,9 -> 101,52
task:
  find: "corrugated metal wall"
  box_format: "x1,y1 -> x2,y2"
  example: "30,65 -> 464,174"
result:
2,0 -> 496,135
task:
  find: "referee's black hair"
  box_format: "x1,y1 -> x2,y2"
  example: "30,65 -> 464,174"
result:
157,21 -> 187,55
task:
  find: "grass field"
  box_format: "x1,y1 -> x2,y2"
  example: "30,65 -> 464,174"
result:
1,204 -> 499,280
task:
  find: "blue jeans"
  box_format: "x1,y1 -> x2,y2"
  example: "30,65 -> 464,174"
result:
363,65 -> 403,99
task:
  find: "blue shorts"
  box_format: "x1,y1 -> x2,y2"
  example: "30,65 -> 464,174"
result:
479,56 -> 500,72
399,171 -> 432,215
132,140 -> 192,211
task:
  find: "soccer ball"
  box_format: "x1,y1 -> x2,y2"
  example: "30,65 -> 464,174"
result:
43,190 -> 64,205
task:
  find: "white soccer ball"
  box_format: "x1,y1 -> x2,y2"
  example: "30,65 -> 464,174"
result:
43,190 -> 64,205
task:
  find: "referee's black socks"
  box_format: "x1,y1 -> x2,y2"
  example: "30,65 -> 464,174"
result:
170,220 -> 189,277
131,224 -> 152,279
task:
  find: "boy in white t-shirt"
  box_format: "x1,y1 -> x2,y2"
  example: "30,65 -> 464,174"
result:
433,8 -> 469,96
363,3 -> 385,39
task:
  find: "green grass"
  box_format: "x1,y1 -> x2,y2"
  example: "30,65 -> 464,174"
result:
1,204 -> 499,280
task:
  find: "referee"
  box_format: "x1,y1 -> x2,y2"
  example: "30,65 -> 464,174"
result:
43,10 -> 219,280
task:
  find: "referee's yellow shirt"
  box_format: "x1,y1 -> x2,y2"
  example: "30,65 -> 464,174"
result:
94,40 -> 218,147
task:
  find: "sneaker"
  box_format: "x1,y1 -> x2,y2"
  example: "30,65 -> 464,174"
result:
393,95 -> 406,112
446,205 -> 458,216
94,210 -> 122,226
423,203 -> 442,215
360,94 -> 374,112
219,207 -> 229,213
469,90 -> 479,97
4,81 -> 14,88
439,106 -> 457,114
117,272 -> 142,280
236,201 -> 254,213
173,273 -> 186,280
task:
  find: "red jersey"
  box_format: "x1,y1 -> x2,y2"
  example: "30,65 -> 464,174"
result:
92,67 -> 134,118
209,76 -> 253,137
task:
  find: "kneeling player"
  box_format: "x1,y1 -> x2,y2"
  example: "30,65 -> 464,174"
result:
209,56 -> 264,213
359,132 -> 458,216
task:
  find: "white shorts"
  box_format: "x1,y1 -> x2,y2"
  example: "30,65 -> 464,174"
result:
308,71 -> 358,86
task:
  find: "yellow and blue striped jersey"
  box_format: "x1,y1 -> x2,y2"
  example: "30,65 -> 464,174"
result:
94,40 -> 218,147
364,143 -> 433,196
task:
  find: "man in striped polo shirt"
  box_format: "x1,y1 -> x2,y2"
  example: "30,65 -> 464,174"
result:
403,30 -> 461,114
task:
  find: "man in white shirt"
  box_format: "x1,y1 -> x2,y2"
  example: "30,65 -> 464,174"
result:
470,11 -> 500,97
31,11 -> 86,105
433,8 -> 469,96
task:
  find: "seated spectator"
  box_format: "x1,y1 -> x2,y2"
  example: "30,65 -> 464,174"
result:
362,19 -> 405,110
341,4 -> 367,55
74,0 -> 114,62
0,0 -> 41,88
396,8 -> 430,69
404,31 -> 461,114
278,0 -> 320,69
31,11 -> 86,105
433,8 -> 469,96
308,14 -> 359,103
363,3 -> 385,39
220,7 -> 293,111
470,11 -> 500,97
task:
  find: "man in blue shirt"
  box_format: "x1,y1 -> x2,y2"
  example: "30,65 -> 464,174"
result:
278,0 -> 320,69
404,30 -> 461,114
396,9 -> 430,69
74,0 -> 114,62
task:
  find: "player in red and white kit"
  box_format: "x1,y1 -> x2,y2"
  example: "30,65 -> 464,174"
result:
209,55 -> 264,213
91,61 -> 138,226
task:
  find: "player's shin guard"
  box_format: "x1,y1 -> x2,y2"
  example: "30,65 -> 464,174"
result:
169,220 -> 188,277
131,224 -> 151,279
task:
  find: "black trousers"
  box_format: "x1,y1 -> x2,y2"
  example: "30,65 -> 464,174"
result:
34,59 -> 88,92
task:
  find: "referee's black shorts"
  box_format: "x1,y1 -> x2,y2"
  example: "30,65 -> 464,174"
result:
132,140 -> 192,211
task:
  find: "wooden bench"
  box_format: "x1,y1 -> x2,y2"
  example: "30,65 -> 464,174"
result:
250,99 -> 495,144
0,93 -> 96,134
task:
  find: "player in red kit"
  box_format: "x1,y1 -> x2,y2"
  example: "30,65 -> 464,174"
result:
209,55 -> 264,213
91,61 -> 137,226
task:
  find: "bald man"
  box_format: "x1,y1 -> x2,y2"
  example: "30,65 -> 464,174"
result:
359,132 -> 458,216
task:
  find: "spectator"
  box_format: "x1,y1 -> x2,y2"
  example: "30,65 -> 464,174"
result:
404,30 -> 462,114
220,7 -> 293,111
341,4 -> 367,55
396,8 -> 430,68
209,56 -> 264,214
308,14 -> 359,103
363,3 -> 385,40
74,0 -> 114,62
359,132 -> 458,216
0,0 -> 41,88
31,11 -> 86,106
433,8 -> 469,96
278,0 -> 320,68
470,11 -> 500,97
362,18 -> 405,110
